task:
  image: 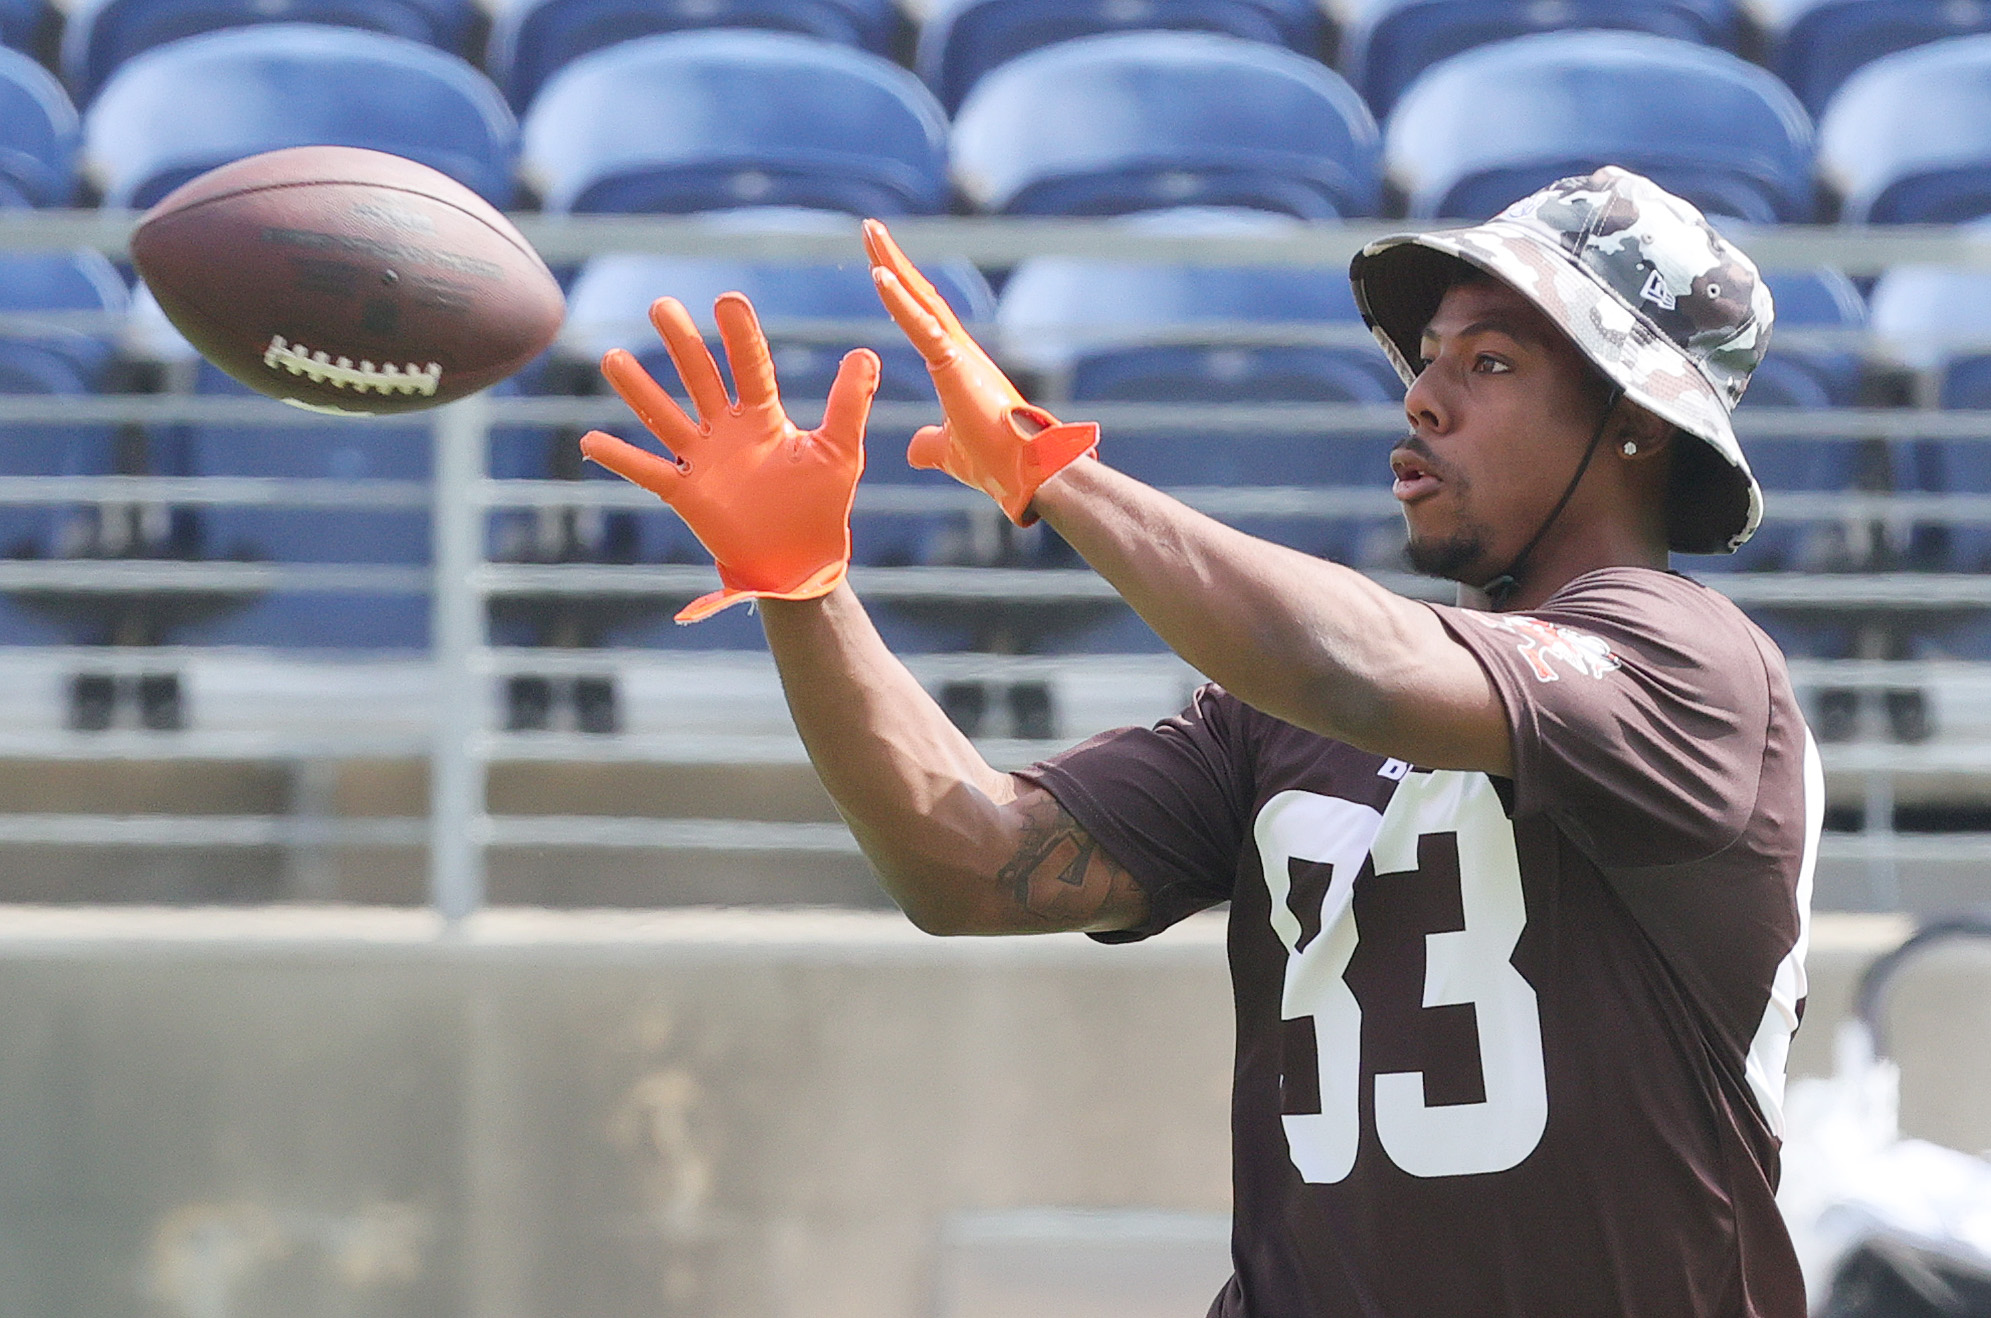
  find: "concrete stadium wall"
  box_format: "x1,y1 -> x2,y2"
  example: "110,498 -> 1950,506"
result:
0,907 -> 1980,1318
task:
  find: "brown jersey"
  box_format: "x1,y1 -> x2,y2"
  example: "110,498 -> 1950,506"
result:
1022,568 -> 1819,1318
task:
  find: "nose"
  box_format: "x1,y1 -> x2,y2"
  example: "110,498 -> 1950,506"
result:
1403,360 -> 1447,436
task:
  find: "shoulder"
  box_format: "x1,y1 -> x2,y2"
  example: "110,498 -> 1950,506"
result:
1548,566 -> 1761,631
1473,567 -> 1777,692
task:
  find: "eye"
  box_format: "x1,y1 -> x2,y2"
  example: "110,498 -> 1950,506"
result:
1473,353 -> 1513,374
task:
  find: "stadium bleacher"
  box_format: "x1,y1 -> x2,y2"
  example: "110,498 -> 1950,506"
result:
487,0 -> 900,112
81,23 -> 518,207
1870,256 -> 1991,605
1341,0 -> 1744,114
552,207 -> 994,570
1818,32 -> 1991,223
0,251 -> 125,647
0,44 -> 77,206
0,3 -> 1984,905
59,0 -> 484,105
1700,268 -> 1871,580
950,31 -> 1380,217
519,29 -> 948,213
999,206 -> 1399,568
1383,30 -> 1814,221
1761,0 -> 1991,117
915,0 -> 1326,114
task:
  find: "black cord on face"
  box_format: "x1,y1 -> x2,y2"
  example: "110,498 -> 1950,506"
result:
1479,384 -> 1625,606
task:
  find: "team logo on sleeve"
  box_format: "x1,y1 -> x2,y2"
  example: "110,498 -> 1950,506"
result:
1473,614 -> 1622,683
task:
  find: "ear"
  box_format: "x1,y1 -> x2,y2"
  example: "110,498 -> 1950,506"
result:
1610,402 -> 1674,461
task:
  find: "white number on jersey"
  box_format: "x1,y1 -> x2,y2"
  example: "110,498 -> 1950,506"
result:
1256,771 -> 1549,1183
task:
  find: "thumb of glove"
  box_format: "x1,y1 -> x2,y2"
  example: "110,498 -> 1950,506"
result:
906,424 -> 951,472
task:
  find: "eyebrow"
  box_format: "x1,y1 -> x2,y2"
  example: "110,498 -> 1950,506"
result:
1419,315 -> 1551,350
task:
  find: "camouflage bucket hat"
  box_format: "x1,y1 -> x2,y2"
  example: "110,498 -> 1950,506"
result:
1348,166 -> 1770,554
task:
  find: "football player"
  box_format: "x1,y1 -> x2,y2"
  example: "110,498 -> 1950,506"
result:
581,166 -> 1816,1317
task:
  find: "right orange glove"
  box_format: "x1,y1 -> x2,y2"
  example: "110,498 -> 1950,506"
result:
863,219 -> 1098,525
579,293 -> 879,623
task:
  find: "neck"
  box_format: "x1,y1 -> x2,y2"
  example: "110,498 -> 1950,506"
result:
1459,525 -> 1670,611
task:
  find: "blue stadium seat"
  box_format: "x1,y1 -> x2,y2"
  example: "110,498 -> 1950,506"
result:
950,32 -> 1380,219
551,208 -> 996,566
62,0 -> 483,105
1868,261 -> 1991,381
1343,0 -> 1742,115
0,249 -> 127,561
0,249 -> 128,391
0,46 -> 79,207
1689,440 -> 1881,575
171,361 -> 432,648
0,0 -> 48,58
1749,268 -> 1867,409
520,30 -> 949,214
1870,259 -> 1991,574
1689,269 -> 1871,577
915,0 -> 1326,114
0,406 -> 122,645
81,24 -> 517,209
997,208 -> 1398,561
488,0 -> 898,111
1761,0 -> 1991,117
999,208 -> 1400,402
559,214 -> 995,409
1818,33 -> 1991,223
0,255 -> 139,645
1384,31 -> 1815,222
124,285 -> 431,647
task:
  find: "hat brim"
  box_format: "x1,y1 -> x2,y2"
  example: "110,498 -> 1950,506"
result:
1349,223 -> 1763,555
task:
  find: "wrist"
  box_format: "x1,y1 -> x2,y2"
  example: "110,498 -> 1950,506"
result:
1026,449 -> 1103,522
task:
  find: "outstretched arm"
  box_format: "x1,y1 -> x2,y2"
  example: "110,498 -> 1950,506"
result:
864,220 -> 1509,776
1032,461 -> 1508,775
759,587 -> 1147,935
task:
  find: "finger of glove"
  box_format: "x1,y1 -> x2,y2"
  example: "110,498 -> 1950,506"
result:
818,348 -> 880,462
862,219 -> 967,343
927,339 -> 1028,413
905,423 -> 951,472
579,429 -> 685,497
600,349 -> 702,456
872,268 -> 958,368
713,292 -> 782,415
650,296 -> 732,422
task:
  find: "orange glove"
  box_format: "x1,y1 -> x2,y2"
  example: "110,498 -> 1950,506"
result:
579,293 -> 879,623
863,218 -> 1097,525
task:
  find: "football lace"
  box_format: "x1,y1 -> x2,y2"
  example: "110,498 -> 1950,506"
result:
263,335 -> 442,396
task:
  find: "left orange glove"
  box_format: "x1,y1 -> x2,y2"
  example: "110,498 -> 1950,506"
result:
579,293 -> 879,623
864,219 -> 1097,525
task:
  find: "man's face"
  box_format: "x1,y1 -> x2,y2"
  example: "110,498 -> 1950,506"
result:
1390,277 -> 1611,585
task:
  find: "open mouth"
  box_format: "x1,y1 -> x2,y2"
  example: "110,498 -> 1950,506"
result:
1389,447 -> 1441,503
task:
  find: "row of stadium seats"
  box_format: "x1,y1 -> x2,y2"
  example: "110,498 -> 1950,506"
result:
5,0 -> 1991,125
16,23 -> 1991,224
3,210 -> 1991,655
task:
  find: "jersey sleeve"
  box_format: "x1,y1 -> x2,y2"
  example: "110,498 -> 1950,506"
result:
1018,683 -> 1252,943
1428,571 -> 1775,871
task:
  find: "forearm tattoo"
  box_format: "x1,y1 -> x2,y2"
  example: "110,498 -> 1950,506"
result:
997,793 -> 1148,930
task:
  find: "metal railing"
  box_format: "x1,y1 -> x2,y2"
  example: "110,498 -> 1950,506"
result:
1,216 -> 1990,916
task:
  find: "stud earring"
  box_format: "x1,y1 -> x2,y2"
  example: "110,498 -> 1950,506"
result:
1621,441 -> 1639,456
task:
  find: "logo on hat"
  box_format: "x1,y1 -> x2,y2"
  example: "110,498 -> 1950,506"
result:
1639,268 -> 1678,312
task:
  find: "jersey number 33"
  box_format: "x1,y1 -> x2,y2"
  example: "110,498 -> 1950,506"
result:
1256,771 -> 1548,1184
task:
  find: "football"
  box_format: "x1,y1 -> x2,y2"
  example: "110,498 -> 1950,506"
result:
130,145 -> 564,415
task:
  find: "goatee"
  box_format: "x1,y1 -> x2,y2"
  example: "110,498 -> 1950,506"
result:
1406,527 -> 1492,583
